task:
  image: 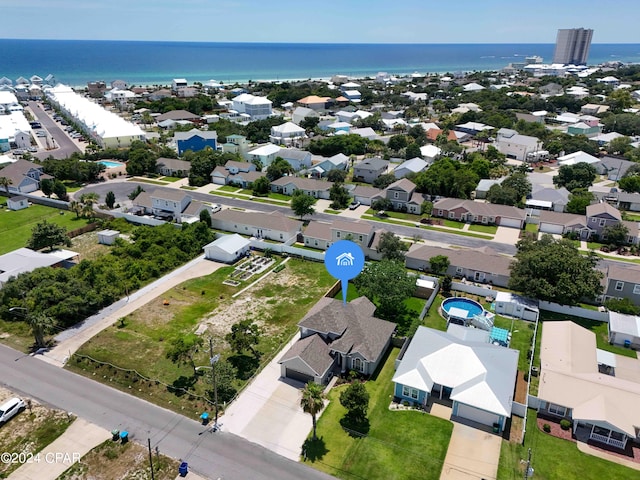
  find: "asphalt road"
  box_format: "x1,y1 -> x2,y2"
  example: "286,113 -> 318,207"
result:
28,101 -> 81,160
79,181 -> 519,255
0,344 -> 335,480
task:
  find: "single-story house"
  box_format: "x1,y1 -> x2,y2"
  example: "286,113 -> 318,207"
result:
270,176 -> 332,199
393,325 -> 518,432
538,321 -> 640,450
405,244 -> 512,288
594,191 -> 640,213
276,148 -> 313,171
7,195 -> 29,210
528,186 -> 570,213
432,198 -> 526,229
0,247 -> 78,286
210,209 -> 302,242
608,312 -> 640,349
279,296 -> 396,384
393,158 -> 428,178
348,185 -> 383,206
291,106 -> 319,125
538,211 -> 593,239
308,153 -> 349,178
493,291 -> 539,322
557,151 -> 599,167
419,145 -> 441,162
203,234 -> 251,263
594,156 -> 636,181
475,178 -> 505,200
156,157 -> 191,177
156,110 -> 200,122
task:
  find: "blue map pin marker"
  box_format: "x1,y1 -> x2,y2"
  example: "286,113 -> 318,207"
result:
324,240 -> 365,304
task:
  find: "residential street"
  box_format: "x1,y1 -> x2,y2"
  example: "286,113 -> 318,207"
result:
0,344 -> 336,480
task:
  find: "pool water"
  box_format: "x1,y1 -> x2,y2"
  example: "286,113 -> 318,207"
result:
442,297 -> 484,318
98,160 -> 124,168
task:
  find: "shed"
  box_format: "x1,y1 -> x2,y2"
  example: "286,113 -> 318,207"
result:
7,196 -> 29,211
494,291 -> 539,322
203,234 -> 251,263
97,229 -> 120,245
608,312 -> 640,349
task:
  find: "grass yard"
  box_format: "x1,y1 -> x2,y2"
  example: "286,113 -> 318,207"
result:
67,258 -> 336,417
498,412 -> 639,480
219,185 -> 241,192
304,348 -> 453,480
525,223 -> 538,233
158,176 -> 183,183
441,219 -> 465,229
0,204 -> 91,255
324,209 -> 341,214
468,223 -> 498,234
268,192 -> 291,202
128,177 -> 167,185
180,186 -> 197,190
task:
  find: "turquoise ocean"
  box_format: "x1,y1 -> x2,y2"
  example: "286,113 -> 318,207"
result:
1,40 -> 639,87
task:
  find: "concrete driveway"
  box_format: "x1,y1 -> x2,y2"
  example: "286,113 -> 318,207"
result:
221,332 -> 314,461
440,423 -> 502,480
493,226 -> 521,246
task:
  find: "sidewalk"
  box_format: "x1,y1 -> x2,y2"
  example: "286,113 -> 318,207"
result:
40,256 -> 224,366
9,418 -> 110,480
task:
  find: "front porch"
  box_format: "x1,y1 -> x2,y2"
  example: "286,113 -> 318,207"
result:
576,424 -> 629,451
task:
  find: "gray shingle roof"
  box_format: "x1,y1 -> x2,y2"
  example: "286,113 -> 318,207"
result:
279,334 -> 334,376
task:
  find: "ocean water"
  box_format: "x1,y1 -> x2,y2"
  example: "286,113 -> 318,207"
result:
1,39 -> 639,87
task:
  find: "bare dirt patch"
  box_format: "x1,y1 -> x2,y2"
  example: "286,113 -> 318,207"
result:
514,370 -> 528,404
57,439 -> 178,480
68,230 -> 110,261
0,387 -> 74,478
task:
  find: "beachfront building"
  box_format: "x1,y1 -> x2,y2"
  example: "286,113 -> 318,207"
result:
45,84 -> 145,148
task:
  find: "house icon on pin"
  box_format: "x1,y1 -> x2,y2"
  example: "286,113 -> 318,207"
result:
336,252 -> 355,266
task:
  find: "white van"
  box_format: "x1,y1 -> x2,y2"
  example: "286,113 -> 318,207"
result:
0,397 -> 26,424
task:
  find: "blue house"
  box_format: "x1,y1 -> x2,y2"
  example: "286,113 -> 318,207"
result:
174,129 -> 218,155
392,325 -> 518,432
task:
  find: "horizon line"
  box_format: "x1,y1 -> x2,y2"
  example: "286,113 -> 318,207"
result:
1,38 -> 640,46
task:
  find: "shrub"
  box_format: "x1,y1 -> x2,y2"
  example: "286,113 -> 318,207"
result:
560,419 -> 571,431
543,423 -> 551,433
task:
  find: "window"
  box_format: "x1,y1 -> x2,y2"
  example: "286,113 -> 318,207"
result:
438,210 -> 443,216
548,403 -> 566,417
314,240 -> 318,246
633,284 -> 640,295
456,267 -> 463,274
352,357 -> 364,372
599,219 -> 606,227
394,192 -> 399,199
591,218 -> 597,223
359,235 -> 363,242
615,281 -> 624,291
336,231 -> 341,238
402,385 -> 419,400
449,212 -> 455,219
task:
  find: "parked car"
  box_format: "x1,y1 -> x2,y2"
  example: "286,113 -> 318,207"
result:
211,204 -> 222,213
348,201 -> 361,210
0,397 -> 26,424
28,146 -> 37,152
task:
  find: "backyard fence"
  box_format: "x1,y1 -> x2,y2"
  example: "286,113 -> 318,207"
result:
451,282 -> 496,298
511,401 -> 527,418
539,301 -> 609,322
67,222 -> 100,238
419,275 -> 441,321
18,193 -> 69,209
249,239 -> 325,262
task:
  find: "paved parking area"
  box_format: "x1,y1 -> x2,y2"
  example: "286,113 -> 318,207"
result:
440,423 -> 502,480
493,226 -> 521,245
221,332 -> 314,461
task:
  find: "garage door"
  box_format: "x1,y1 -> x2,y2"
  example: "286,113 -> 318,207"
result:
455,403 -> 500,428
499,217 -> 522,228
539,222 -> 563,235
285,368 -> 314,384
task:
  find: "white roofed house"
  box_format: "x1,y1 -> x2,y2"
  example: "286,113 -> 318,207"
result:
608,312 -> 640,349
203,234 -> 251,264
247,143 -> 280,168
231,93 -> 273,120
495,128 -> 542,161
419,144 -> 441,163
269,121 -> 307,146
393,158 -> 428,178
393,325 -> 518,432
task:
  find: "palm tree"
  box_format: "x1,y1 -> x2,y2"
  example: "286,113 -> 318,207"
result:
0,176 -> 12,196
79,192 -> 99,206
300,382 -> 325,440
81,202 -> 95,219
26,312 -> 57,348
69,200 -> 82,218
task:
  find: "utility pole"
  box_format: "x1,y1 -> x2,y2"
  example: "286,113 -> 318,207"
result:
524,447 -> 532,480
147,438 -> 155,480
209,337 -> 220,431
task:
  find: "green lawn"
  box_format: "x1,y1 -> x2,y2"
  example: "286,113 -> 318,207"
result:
128,177 -> 167,185
219,185 -> 241,192
158,176 -> 183,183
498,412 -> 639,480
468,223 -> 498,234
587,241 -> 604,250
267,192 -> 292,202
525,223 -> 538,233
305,348 -> 453,480
324,209 -> 341,214
441,219 -> 465,229
68,258 -> 336,416
0,204 -> 91,255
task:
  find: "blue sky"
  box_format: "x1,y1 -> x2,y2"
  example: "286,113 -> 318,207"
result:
3,0 -> 637,43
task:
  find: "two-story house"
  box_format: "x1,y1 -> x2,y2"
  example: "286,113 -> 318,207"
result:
174,129 -> 218,155
269,122 -> 307,146
150,190 -> 192,220
586,203 -> 622,237
495,128 -> 541,161
372,178 -> 424,213
602,264 -> 640,307
211,160 -> 263,188
353,157 -> 389,184
231,93 -> 273,120
0,159 -> 52,194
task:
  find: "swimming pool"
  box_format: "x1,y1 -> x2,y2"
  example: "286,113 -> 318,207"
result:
98,160 -> 125,168
442,297 -> 484,319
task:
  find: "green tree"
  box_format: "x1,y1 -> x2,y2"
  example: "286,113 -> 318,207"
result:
290,192 -> 316,219
300,382 -> 325,441
128,185 -> 145,200
509,234 -> 603,305
373,173 -> 397,189
429,255 -> 450,275
388,134 -> 407,152
565,190 -> 594,214
105,191 -> 116,209
486,184 -> 519,206
40,178 -> 53,198
353,259 -> 415,321
266,157 -> 293,181
501,172 -> 531,201
69,200 -> 82,218
339,381 -> 370,424
226,319 -> 262,358
300,116 -> 320,131
602,223 -> 630,247
553,163 -> 597,191
80,192 -> 99,206
205,359 -> 238,404
0,176 -> 12,195
326,169 -> 347,183
27,220 -> 71,251
420,201 -> 433,216
604,298 -> 640,316
165,335 -> 204,376
26,312 -> 57,348
618,175 -> 640,193
251,176 -> 270,196
52,180 -> 68,201
329,183 -> 351,209
376,231 -> 408,262
442,274 -> 453,293
405,143 -> 422,160
371,198 -> 393,212
199,209 -> 212,227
